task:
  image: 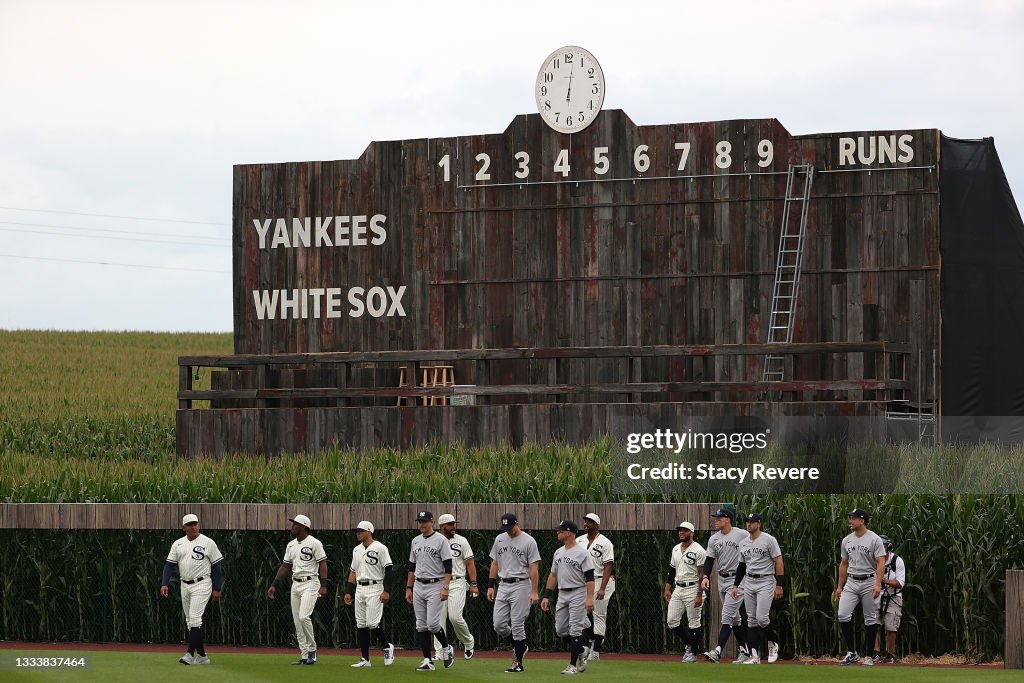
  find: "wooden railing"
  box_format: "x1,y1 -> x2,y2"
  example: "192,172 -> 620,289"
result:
178,342 -> 911,409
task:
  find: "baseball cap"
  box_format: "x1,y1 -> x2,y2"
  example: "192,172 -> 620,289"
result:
711,508 -> 734,520
558,519 -> 579,533
677,521 -> 695,531
182,514 -> 199,525
355,521 -> 374,533
438,514 -> 456,525
746,513 -> 763,524
583,513 -> 601,525
500,513 -> 518,530
879,534 -> 891,545
416,511 -> 434,522
290,514 -> 312,529
848,508 -> 870,521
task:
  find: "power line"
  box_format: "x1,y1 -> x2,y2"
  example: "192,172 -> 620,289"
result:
0,226 -> 227,247
0,205 -> 227,226
0,253 -> 229,274
0,220 -> 229,241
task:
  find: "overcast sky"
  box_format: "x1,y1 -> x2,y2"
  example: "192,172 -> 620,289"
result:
1,0 -> 1021,332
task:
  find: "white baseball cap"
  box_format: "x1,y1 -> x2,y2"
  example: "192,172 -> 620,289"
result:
438,514 -> 456,525
290,514 -> 312,529
677,521 -> 695,531
182,514 -> 199,525
355,520 -> 374,533
583,513 -> 601,525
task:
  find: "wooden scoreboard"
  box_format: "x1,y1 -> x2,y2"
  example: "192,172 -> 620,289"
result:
178,48 -> 945,455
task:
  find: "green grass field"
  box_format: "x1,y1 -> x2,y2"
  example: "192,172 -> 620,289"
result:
0,651 -> 1016,682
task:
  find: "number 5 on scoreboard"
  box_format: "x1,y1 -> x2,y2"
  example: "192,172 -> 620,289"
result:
674,142 -> 691,172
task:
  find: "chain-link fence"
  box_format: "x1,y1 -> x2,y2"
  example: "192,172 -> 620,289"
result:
0,525 -> 1015,661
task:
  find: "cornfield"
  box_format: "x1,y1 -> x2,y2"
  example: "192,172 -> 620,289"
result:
2,331 -> 1023,660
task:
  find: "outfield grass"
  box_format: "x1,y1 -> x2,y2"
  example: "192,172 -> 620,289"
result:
0,651 -> 1017,682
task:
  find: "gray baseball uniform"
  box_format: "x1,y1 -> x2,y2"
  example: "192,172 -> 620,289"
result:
552,544 -> 594,638
706,527 -> 749,626
410,531 -> 452,632
738,532 -> 782,628
838,530 -> 886,626
490,531 -> 541,641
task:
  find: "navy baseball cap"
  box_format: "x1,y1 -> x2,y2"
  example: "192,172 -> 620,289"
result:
416,511 -> 434,522
746,513 -> 763,524
711,508 -> 734,520
848,508 -> 869,521
558,519 -> 579,533
879,535 -> 891,546
500,513 -> 518,530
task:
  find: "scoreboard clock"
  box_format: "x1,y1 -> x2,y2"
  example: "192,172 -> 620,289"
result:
535,45 -> 605,134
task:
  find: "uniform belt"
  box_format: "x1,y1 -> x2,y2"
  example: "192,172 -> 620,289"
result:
181,576 -> 207,585
500,577 -> 527,583
850,574 -> 872,581
416,577 -> 442,584
293,575 -> 316,583
747,573 -> 769,579
719,571 -> 736,578
358,580 -> 382,586
452,576 -> 465,580
676,580 -> 698,588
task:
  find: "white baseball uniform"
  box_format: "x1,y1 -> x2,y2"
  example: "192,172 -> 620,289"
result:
166,533 -> 223,628
577,532 -> 615,637
352,540 -> 393,629
434,533 -> 476,652
667,541 -> 706,630
284,535 -> 327,656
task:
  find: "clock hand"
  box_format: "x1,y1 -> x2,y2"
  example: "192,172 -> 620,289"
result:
566,69 -> 574,102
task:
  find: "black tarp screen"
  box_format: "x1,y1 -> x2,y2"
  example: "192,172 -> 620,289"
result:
940,135 -> 1024,419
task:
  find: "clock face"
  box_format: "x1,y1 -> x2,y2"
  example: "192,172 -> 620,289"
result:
535,46 -> 605,134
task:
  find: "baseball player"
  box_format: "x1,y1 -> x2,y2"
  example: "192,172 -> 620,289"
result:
578,512 -> 614,662
541,520 -> 595,675
732,513 -> 784,665
405,511 -> 455,671
431,513 -> 478,660
266,514 -> 328,665
160,513 -> 223,665
345,521 -> 395,668
664,521 -> 705,663
875,535 -> 906,664
834,507 -> 886,666
700,507 -> 751,663
486,512 -> 541,674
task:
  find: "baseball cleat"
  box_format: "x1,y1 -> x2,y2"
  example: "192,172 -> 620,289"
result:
861,656 -> 876,666
292,656 -> 308,665
579,646 -> 590,672
352,658 -> 372,667
416,658 -> 436,671
882,654 -> 897,664
306,651 -> 317,665
431,653 -> 441,661
838,651 -> 860,666
768,640 -> 779,663
384,643 -> 395,666
178,652 -> 194,665
192,655 -> 211,665
464,649 -> 474,660
504,662 -> 524,673
588,650 -> 600,661
443,645 -> 455,668
704,649 -> 720,663
682,653 -> 697,663
743,655 -> 761,664
733,651 -> 750,664
561,664 -> 578,674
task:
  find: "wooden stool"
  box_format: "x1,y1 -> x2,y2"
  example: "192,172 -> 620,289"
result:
420,364 -> 454,405
397,365 -> 414,406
